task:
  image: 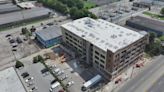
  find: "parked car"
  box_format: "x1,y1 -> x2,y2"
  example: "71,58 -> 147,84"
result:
11,42 -> 18,48
21,72 -> 29,78
29,87 -> 37,92
16,37 -> 23,43
53,68 -> 60,73
5,34 -> 11,37
12,49 -> 17,51
56,70 -> 64,76
49,65 -> 57,69
49,82 -> 60,92
66,81 -> 74,87
51,79 -> 58,84
9,39 -> 15,43
25,77 -> 34,82
47,22 -> 54,26
41,68 -> 49,74
59,74 -> 68,81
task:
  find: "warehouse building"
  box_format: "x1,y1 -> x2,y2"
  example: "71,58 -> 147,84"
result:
61,17 -> 148,79
0,67 -> 26,92
35,25 -> 62,48
126,16 -> 164,36
0,7 -> 53,29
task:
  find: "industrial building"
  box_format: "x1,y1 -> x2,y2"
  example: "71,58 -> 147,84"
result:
126,16 -> 164,36
35,25 -> 62,48
0,7 -> 53,29
61,17 -> 148,79
0,67 -> 26,92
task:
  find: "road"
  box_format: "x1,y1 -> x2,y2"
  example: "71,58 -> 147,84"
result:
148,74 -> 164,92
115,55 -> 164,92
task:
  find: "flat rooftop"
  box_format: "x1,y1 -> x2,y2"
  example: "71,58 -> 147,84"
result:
127,16 -> 164,32
62,17 -> 145,52
0,7 -> 52,26
35,25 -> 62,41
0,67 -> 26,92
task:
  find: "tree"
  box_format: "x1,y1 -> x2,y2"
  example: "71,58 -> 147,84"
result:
15,60 -> 24,68
37,55 -> 44,63
21,27 -> 28,35
76,0 -> 84,9
160,7 -> 164,16
149,32 -> 156,44
67,0 -> 75,7
53,1 -> 68,14
33,56 -> 39,63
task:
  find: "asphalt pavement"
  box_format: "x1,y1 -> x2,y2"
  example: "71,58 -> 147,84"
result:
148,74 -> 164,92
115,55 -> 164,92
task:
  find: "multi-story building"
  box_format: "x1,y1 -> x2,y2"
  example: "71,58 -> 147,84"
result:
61,17 -> 148,79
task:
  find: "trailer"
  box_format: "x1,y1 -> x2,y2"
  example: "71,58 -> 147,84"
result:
81,74 -> 102,91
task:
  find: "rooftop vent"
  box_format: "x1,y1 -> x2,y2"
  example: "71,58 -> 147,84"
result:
111,34 -> 117,39
81,35 -> 85,37
96,37 -> 100,40
101,40 -> 105,43
89,33 -> 95,38
118,34 -> 122,37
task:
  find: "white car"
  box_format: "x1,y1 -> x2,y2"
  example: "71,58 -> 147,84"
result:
60,74 -> 68,81
25,77 -> 34,82
56,70 -> 64,76
53,68 -> 60,73
66,81 -> 74,87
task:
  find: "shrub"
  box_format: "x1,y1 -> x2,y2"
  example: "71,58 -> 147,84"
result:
33,56 -> 39,63
15,60 -> 24,68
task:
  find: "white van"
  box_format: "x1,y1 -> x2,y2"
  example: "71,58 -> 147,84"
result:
49,82 -> 60,92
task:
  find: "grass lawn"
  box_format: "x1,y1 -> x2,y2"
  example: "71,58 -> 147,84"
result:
159,35 -> 164,41
83,1 -> 96,9
143,12 -> 164,20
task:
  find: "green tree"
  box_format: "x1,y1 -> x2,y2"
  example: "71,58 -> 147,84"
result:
33,56 -> 39,63
76,0 -> 84,9
21,27 -> 28,35
15,60 -> 24,68
37,55 -> 44,63
67,0 -> 75,7
160,7 -> 164,16
149,32 -> 156,44
54,1 -> 68,14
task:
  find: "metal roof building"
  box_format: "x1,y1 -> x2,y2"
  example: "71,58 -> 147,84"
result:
35,25 -> 62,48
0,67 -> 26,92
126,16 -> 164,36
0,7 -> 52,28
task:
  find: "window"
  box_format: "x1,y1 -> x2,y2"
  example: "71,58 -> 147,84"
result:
100,59 -> 105,63
95,51 -> 99,55
95,55 -> 99,59
100,54 -> 105,59
66,37 -> 69,40
65,32 -> 68,36
100,64 -> 104,69
95,60 -> 99,65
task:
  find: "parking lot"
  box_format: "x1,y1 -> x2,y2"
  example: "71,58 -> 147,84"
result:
0,30 -> 39,67
17,61 -> 61,92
